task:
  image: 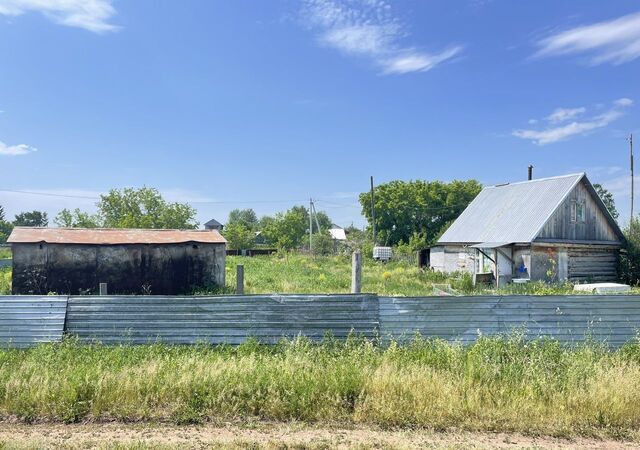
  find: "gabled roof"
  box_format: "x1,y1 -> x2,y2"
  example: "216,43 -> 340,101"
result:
437,173 -> 623,244
204,218 -> 223,227
8,228 -> 226,245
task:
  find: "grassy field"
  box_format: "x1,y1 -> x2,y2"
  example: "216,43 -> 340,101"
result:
223,254 -> 578,296
1,337 -> 640,439
0,253 -> 616,296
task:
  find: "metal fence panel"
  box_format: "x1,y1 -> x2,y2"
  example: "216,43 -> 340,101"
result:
379,295 -> 640,346
0,296 -> 68,347
66,294 -> 379,344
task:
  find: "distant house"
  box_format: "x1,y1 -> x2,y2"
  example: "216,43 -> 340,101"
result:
430,173 -> 624,285
204,218 -> 224,231
328,224 -> 347,241
8,228 -> 226,295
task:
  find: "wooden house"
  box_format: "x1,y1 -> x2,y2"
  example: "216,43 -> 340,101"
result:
430,173 -> 624,285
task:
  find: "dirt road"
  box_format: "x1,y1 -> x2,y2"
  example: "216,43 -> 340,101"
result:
0,422 -> 639,449
0,422 -> 638,449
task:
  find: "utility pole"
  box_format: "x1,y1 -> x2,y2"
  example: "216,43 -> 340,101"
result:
631,133 -> 635,226
309,198 -> 313,253
370,176 -> 376,246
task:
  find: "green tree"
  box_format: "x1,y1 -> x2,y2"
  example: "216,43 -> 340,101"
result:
312,211 -> 332,233
359,179 -> 482,247
222,222 -> 255,250
227,209 -> 259,230
98,187 -> 198,229
0,221 -> 12,244
0,205 -> 11,243
262,206 -> 309,251
13,210 -> 48,227
310,230 -> 334,255
620,217 -> 640,285
593,183 -> 619,220
54,208 -> 101,228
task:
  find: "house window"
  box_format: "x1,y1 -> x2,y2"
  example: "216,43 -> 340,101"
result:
571,201 -> 586,223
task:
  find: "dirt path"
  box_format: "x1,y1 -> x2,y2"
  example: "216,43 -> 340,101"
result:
0,422 -> 638,449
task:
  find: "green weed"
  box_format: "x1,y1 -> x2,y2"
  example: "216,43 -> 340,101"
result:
1,337 -> 640,437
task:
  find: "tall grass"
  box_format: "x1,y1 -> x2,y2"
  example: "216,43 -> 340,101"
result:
225,254 -> 481,296
224,254 -> 589,296
0,268 -> 10,295
1,337 -> 640,437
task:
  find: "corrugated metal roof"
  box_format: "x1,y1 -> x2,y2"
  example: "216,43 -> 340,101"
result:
8,227 -> 227,245
329,228 -> 347,240
438,173 -> 585,244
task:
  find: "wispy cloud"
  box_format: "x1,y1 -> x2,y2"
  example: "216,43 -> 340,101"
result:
0,0 -> 118,33
546,107 -> 585,124
0,140 -> 37,156
534,11 -> 640,65
300,0 -> 462,75
513,98 -> 633,145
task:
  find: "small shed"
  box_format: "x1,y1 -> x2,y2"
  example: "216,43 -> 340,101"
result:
8,228 -> 226,295
204,219 -> 224,231
431,173 -> 624,285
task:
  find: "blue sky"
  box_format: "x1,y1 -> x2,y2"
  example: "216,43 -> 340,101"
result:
0,0 -> 639,228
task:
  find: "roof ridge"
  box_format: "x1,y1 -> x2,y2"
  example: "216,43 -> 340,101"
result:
486,172 -> 584,189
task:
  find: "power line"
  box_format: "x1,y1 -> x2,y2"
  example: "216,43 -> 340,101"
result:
0,189 -> 474,213
0,189 -> 98,200
0,189 -> 308,205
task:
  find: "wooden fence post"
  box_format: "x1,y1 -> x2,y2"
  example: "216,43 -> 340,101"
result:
99,283 -> 108,296
351,251 -> 362,293
236,265 -> 244,294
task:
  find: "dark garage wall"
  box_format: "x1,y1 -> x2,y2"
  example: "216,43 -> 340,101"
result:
11,242 -> 226,295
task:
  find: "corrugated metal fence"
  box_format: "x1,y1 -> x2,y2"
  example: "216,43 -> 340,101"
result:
0,296 -> 67,347
379,295 -> 640,347
1,294 -> 640,347
66,294 -> 378,345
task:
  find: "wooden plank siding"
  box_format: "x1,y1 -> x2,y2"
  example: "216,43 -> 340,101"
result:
536,179 -> 619,242
568,247 -> 618,281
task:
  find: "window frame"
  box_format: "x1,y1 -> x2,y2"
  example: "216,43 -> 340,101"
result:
571,201 -> 586,223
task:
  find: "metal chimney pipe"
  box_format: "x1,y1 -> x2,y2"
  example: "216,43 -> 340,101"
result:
528,165 -> 533,181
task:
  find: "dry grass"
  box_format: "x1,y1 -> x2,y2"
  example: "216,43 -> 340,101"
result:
1,337 -> 640,439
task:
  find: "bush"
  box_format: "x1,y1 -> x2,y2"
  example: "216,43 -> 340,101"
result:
619,218 -> 640,285
0,268 -> 10,295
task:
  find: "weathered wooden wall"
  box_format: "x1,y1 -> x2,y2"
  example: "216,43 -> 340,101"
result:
537,179 -> 619,242
0,296 -> 67,347
2,294 -> 640,348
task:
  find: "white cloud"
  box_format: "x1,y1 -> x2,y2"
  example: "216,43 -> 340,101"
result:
301,0 -> 462,74
545,107 -> 586,124
0,0 -> 118,33
535,11 -> 640,65
615,97 -> 634,107
513,98 -> 633,145
0,140 -> 37,156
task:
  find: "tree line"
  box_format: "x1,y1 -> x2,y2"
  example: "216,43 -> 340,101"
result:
0,181 -> 624,260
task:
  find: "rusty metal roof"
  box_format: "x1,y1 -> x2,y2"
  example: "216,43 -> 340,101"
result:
8,227 -> 227,245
